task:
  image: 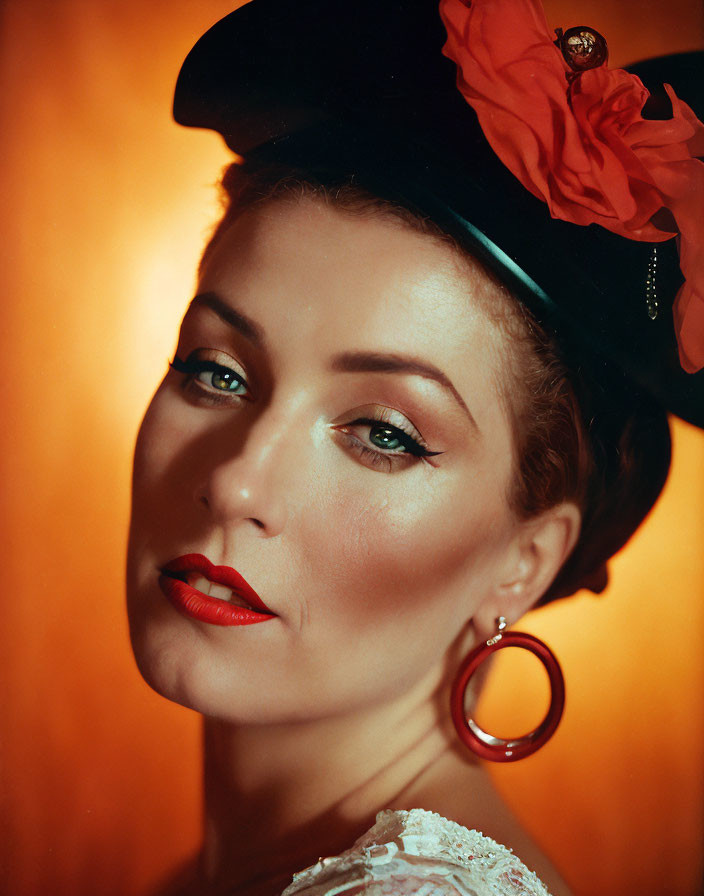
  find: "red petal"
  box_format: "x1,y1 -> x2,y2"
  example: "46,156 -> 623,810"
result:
439,0 -> 704,372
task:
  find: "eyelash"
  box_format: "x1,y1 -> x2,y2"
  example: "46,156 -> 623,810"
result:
334,417 -> 442,472
169,354 -> 250,405
168,354 -> 442,470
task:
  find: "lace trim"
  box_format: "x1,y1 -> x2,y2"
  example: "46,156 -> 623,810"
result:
282,808 -> 551,896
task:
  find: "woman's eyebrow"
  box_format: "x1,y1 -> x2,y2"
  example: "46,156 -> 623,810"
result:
185,298 -> 477,429
189,292 -> 265,348
330,351 -> 478,429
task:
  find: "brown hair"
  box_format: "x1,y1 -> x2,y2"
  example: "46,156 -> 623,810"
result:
201,158 -> 671,604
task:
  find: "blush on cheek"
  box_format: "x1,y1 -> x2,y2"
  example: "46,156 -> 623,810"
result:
136,388 -> 182,465
133,388 -> 202,493
284,488 -> 505,709
130,394 -> 200,556
307,485 -> 506,625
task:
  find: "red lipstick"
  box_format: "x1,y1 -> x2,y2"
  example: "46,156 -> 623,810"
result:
158,553 -> 276,626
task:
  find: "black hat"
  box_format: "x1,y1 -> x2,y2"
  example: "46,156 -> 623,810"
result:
173,0 -> 704,428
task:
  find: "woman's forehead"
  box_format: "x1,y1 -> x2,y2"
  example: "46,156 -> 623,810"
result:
198,198 -> 507,369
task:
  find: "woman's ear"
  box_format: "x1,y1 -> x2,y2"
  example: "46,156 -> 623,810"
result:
473,502 -> 581,639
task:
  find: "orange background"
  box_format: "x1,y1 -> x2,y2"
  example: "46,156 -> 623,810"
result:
0,2 -> 702,894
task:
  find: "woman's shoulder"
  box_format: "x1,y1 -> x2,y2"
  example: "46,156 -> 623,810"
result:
282,808 -> 554,895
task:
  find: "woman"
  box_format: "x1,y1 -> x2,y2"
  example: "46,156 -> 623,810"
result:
126,1 -> 704,893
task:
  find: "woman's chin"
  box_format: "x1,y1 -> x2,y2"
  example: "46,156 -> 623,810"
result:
129,628 -> 201,712
127,621 -> 280,723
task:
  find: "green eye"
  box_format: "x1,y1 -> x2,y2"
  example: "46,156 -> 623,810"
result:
169,355 -> 250,399
333,415 -> 443,471
369,425 -> 405,451
201,368 -> 247,393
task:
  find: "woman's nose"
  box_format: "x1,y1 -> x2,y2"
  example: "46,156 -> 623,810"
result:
193,408 -> 299,538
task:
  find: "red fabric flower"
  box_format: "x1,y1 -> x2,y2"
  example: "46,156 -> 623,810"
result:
439,0 -> 704,373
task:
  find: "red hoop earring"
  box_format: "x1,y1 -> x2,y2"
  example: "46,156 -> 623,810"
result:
450,617 -> 565,762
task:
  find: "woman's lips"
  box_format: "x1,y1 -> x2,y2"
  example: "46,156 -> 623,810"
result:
158,553 -> 276,627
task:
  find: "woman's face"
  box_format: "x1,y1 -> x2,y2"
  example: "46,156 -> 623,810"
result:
127,197 -> 523,723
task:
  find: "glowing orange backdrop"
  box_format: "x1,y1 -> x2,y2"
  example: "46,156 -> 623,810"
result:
1,2 -> 702,894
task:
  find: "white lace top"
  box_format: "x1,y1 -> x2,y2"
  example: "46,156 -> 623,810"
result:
282,809 -> 551,895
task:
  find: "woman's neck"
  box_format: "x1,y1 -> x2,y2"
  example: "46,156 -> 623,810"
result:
199,676 -> 456,894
